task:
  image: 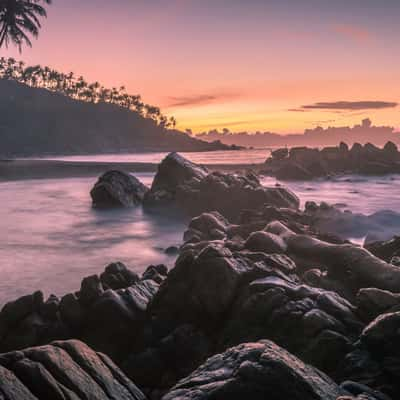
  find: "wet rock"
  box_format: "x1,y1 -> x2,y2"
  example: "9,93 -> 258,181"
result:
100,262 -> 140,290
275,162 -> 314,180
165,246 -> 179,255
145,152 -> 209,206
145,153 -> 299,219
0,339 -> 145,400
264,142 -> 400,180
123,324 -> 211,393
357,288 -> 400,322
83,279 -> 159,359
79,275 -> 104,306
244,230 -> 287,253
91,170 -> 149,208
163,340 -> 348,400
220,275 -> 362,375
271,147 -> 288,160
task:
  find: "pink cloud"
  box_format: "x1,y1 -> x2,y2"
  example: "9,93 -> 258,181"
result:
332,24 -> 373,44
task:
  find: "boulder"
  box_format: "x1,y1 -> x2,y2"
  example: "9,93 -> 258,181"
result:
244,231 -> 287,253
144,153 -> 299,219
275,162 -> 314,180
100,262 -> 140,290
162,340 -> 349,400
220,275 -> 362,375
357,288 -> 400,322
145,152 -> 209,206
343,312 -> 400,398
91,170 -> 148,208
271,147 -> 288,160
123,324 -> 211,393
0,340 -> 145,400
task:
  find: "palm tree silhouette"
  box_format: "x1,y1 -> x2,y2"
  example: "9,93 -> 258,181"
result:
0,0 -> 52,51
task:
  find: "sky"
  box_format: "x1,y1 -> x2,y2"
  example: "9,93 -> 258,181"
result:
1,0 -> 399,134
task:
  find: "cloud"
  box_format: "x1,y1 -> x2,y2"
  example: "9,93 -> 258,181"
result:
166,90 -> 241,108
332,24 -> 373,44
288,108 -> 310,112
167,94 -> 219,107
301,101 -> 398,111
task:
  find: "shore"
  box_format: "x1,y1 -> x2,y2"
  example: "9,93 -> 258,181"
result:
0,159 -> 262,182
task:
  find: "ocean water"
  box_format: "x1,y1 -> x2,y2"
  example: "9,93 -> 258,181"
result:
0,174 -> 186,305
2,150 -> 400,305
34,148 -> 271,165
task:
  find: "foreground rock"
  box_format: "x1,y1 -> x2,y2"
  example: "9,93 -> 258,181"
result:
265,141 -> 400,180
163,340 -> 371,400
144,152 -> 299,219
0,262 -> 167,361
91,170 -> 149,207
0,339 -> 145,400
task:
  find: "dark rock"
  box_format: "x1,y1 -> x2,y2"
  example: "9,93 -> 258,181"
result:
244,231 -> 287,253
82,279 -> 159,359
163,340 -> 348,400
0,339 -> 145,400
40,294 -> 60,320
100,262 -> 140,290
165,246 -> 179,255
275,162 -> 314,180
79,274 -> 104,306
145,152 -> 209,206
123,324 -> 211,392
271,147 -> 288,160
91,170 -> 149,208
145,153 -> 299,219
59,292 -> 84,329
357,288 -> 400,322
142,264 -> 168,284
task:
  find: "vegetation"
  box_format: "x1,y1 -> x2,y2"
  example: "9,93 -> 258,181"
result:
0,0 -> 51,50
0,57 -> 177,128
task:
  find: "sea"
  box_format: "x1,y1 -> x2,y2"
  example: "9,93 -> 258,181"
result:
1,148 -> 400,305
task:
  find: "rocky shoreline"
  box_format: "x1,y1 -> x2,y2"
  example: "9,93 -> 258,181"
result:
1,153 -> 400,399
263,141 -> 400,180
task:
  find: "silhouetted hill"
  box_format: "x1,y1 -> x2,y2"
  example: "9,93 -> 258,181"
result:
197,119 -> 400,148
0,80 -> 230,157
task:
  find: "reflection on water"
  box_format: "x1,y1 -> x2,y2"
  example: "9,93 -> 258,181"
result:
31,149 -> 271,165
0,175 -> 185,305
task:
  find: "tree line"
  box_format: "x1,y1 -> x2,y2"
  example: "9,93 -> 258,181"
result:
0,57 -> 177,129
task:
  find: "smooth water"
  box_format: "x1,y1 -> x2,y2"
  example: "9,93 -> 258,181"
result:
33,148 -> 271,165
0,174 -> 185,305
2,149 -> 400,306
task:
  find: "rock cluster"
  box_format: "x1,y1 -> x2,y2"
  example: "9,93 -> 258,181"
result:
0,262 -> 167,361
0,339 -> 145,400
264,141 -> 400,180
145,152 -> 300,219
4,154 -> 400,399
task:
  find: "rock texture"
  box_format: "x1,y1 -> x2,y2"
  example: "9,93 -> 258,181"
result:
163,340 -> 357,400
0,339 -> 145,400
0,262 -> 166,362
91,170 -> 149,208
144,152 -> 299,219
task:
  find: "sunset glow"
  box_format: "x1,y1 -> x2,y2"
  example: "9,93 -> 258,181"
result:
2,0 -> 399,133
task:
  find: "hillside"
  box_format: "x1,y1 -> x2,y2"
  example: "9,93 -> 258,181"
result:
0,80 -> 230,157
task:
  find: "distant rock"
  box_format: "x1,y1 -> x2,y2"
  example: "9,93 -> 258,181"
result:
264,141 -> 400,180
91,170 -> 149,207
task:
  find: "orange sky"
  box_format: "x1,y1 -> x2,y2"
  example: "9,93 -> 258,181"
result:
2,0 -> 399,134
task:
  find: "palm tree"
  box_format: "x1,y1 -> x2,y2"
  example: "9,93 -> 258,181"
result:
0,0 -> 52,51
